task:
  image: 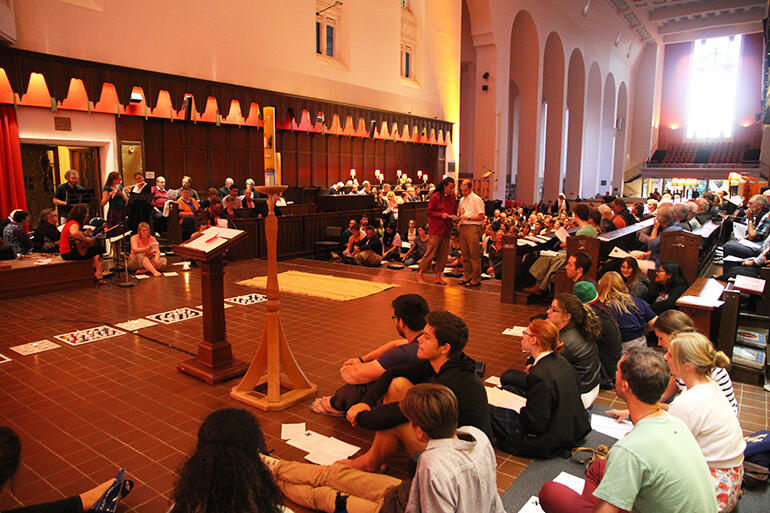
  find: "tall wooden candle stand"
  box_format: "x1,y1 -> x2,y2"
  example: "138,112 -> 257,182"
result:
230,185 -> 317,410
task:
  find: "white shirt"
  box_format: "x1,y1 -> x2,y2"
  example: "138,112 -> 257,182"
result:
458,191 -> 485,226
668,380 -> 745,468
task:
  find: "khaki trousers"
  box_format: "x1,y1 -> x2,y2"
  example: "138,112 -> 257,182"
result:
458,224 -> 482,282
354,249 -> 382,267
418,234 -> 451,275
272,460 -> 402,513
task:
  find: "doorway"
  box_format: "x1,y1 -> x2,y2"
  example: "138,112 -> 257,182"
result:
20,144 -> 102,226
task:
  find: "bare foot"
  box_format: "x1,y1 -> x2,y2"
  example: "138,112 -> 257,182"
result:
311,396 -> 344,416
152,272 -> 162,277
79,479 -> 113,510
434,278 -> 448,286
135,269 -> 148,275
416,272 -> 428,284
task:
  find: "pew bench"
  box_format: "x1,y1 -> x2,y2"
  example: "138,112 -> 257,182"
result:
0,254 -> 93,299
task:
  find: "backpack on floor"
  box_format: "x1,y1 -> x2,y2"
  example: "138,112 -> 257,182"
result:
743,430 -> 770,489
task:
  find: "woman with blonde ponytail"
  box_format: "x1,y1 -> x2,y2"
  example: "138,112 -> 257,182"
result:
665,332 -> 744,513
493,320 -> 591,459
597,272 -> 657,352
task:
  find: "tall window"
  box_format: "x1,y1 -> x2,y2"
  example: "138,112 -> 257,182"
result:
315,1 -> 339,59
401,5 -> 417,80
686,35 -> 742,139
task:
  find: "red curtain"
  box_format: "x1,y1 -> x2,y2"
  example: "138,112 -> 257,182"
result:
0,104 -> 25,218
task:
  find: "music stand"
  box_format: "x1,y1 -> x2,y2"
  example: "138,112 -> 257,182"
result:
115,231 -> 135,288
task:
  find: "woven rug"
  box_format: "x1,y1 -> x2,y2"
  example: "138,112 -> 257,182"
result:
237,270 -> 396,301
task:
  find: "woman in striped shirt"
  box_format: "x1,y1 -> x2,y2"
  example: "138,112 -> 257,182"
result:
653,310 -> 737,414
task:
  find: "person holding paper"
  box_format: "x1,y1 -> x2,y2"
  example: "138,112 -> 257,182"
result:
456,179 -> 486,287
722,194 -> 770,259
537,348 -> 717,513
127,222 -> 166,276
718,233 -> 770,281
492,319 -> 591,459
417,178 -> 458,285
597,272 -> 657,353
646,205 -> 681,266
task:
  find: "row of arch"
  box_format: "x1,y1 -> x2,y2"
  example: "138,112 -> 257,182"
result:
462,4 -> 630,202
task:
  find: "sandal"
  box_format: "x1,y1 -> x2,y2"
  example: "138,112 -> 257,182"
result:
94,278 -> 108,286
90,468 -> 133,513
457,279 -> 470,285
571,445 -> 610,469
310,397 -> 345,417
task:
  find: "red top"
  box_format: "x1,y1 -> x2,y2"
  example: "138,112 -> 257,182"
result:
427,191 -> 458,237
59,220 -> 79,254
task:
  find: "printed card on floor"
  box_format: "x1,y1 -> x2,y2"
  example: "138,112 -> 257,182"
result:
517,496 -> 545,513
163,272 -> 179,277
134,274 -> 150,280
54,326 -> 126,346
485,387 -> 526,412
484,376 -> 501,386
195,304 -> 234,309
115,318 -> 158,331
147,308 -> 202,325
0,353 -> 11,364
224,293 -> 268,306
10,340 -> 61,356
503,326 -> 526,337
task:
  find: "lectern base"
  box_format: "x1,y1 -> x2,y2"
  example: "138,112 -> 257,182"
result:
230,382 -> 317,411
178,358 -> 249,385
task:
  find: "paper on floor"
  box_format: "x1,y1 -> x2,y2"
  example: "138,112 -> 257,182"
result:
553,471 -> 585,495
517,496 -> 545,513
115,318 -> 158,331
485,376 -> 502,386
590,414 -> 633,440
503,326 -> 526,337
10,340 -> 61,356
281,423 -> 306,440
485,387 -> 526,413
163,271 -> 179,277
285,430 -> 360,465
134,274 -> 150,280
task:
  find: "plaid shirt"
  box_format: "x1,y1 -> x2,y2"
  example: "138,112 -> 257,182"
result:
753,211 -> 770,240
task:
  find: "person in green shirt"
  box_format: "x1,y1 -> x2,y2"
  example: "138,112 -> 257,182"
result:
538,347 -> 718,513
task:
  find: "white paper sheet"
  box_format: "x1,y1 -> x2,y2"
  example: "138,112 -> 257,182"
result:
0,353 -> 11,364
519,239 -> 537,247
10,340 -> 60,356
555,227 -> 569,243
285,430 -> 360,464
163,272 -> 179,277
729,195 -> 744,206
734,275 -> 766,294
34,258 -> 52,265
590,414 -> 633,440
503,326 -> 526,337
517,496 -> 545,513
134,274 -> 150,280
115,318 -> 158,331
738,239 -> 761,250
732,223 -> 748,240
722,255 -> 744,262
677,295 -> 724,308
539,250 -> 560,257
485,376 -> 502,386
553,471 -> 585,495
608,247 -> 631,259
485,387 -> 526,412
635,259 -> 656,272
281,423 -> 306,440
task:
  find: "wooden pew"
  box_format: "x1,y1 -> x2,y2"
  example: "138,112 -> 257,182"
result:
396,201 -> 429,233
0,254 -> 92,299
676,278 -> 728,336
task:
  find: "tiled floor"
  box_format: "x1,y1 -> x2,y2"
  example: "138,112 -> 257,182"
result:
0,258 -> 767,513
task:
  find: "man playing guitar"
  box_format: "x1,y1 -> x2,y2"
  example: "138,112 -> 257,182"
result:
60,204 -> 106,285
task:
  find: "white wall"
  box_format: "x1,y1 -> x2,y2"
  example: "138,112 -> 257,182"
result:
16,106 -> 119,209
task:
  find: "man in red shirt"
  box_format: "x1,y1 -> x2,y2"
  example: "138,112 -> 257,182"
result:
418,177 -> 458,285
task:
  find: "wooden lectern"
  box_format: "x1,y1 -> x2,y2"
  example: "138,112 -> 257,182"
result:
231,185 -> 317,411
173,228 -> 249,384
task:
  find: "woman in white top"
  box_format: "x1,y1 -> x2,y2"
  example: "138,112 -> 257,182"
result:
128,222 -> 166,276
665,332 -> 745,512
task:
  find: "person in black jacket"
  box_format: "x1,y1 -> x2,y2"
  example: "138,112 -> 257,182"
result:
33,208 -> 62,253
493,319 -> 590,458
341,310 -> 492,472
573,281 -> 621,390
546,294 -> 602,408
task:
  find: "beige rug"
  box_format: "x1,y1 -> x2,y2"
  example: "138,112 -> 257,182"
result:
237,270 -> 396,301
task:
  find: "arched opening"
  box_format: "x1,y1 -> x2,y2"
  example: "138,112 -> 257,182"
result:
460,0 -> 476,175
613,81 -> 628,195
507,81 -> 520,188
541,32 -> 565,202
538,101 -> 548,199
598,73 -> 616,196
508,10 -> 539,202
565,49 -> 585,198
582,62 -> 602,198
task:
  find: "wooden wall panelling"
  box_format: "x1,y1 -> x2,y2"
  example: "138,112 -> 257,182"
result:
375,139 -> 386,179
184,124 -> 209,189
384,141 -> 397,181
351,138 -> 364,180
297,133 -> 312,187
311,134 -> 327,187
143,119 -> 164,176
247,128 -> 265,185
339,136 -> 353,181
163,122 -> 186,188
327,136 -> 341,186
229,126 -> 250,184
208,123 -> 230,187
362,139 -> 375,183
279,131 -> 298,186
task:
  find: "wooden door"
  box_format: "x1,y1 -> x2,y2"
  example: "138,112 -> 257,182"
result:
20,144 -> 57,227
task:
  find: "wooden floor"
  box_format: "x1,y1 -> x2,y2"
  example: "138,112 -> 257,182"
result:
0,258 -> 767,513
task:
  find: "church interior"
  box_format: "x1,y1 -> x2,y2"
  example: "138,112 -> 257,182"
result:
1,1 -> 770,513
